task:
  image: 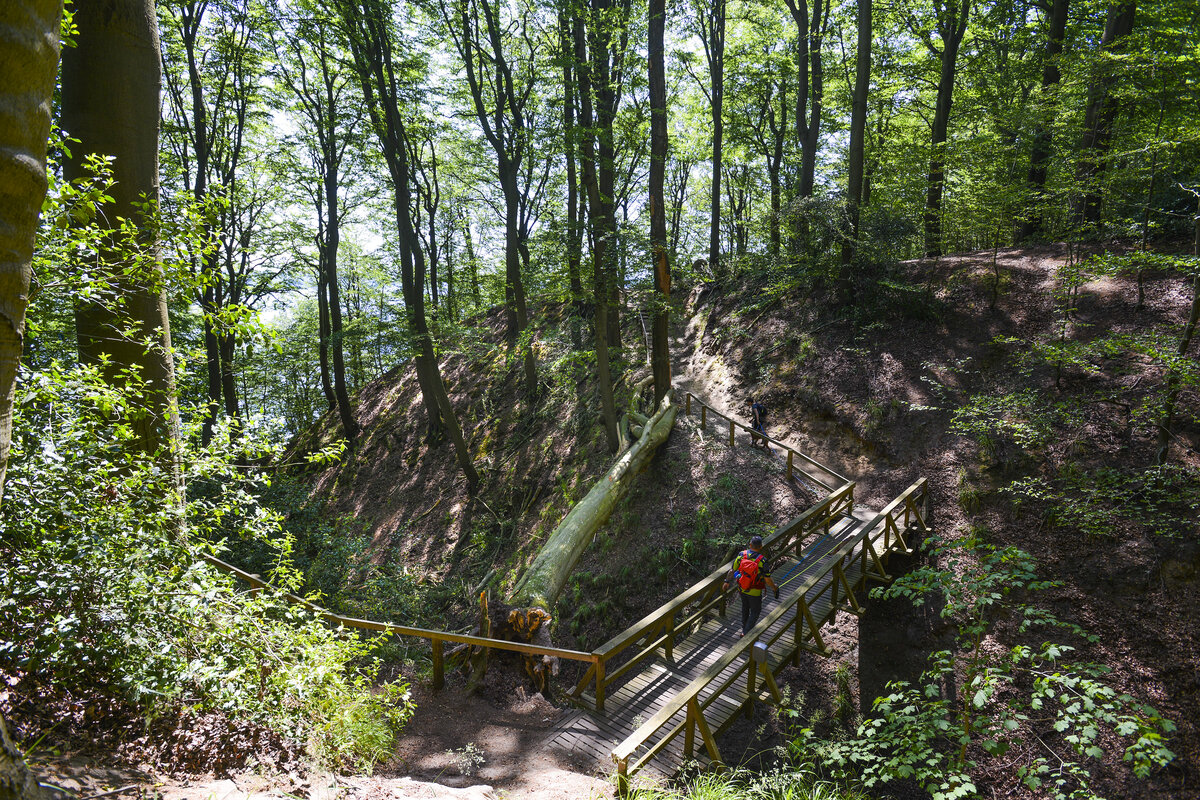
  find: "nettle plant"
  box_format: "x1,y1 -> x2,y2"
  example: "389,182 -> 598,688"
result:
802,534 -> 1174,800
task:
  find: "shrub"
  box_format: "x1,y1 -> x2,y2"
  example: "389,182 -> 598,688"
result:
0,365 -> 413,771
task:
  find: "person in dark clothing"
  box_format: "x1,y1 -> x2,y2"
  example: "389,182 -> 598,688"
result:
749,399 -> 769,449
722,534 -> 779,637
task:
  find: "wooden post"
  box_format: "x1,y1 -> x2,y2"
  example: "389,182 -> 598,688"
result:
786,450 -> 793,480
701,404 -> 707,428
794,607 -> 803,666
596,658 -> 606,713
616,758 -> 629,797
432,639 -> 444,690
686,393 -> 691,415
664,615 -> 675,661
693,698 -> 721,765
684,700 -> 696,757
729,418 -> 735,447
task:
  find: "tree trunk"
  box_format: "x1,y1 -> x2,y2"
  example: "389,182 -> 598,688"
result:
339,0 -> 477,490
799,0 -> 824,200
0,0 -> 62,500
1071,2 -> 1136,233
1017,0 -> 1069,242
649,0 -> 671,406
840,0 -> 871,273
61,0 -> 183,471
706,0 -> 725,281
316,269 -> 336,410
575,13 -> 619,453
0,715 -> 43,800
510,394 -> 677,611
923,0 -> 971,259
325,180 -> 359,446
561,9 -> 584,317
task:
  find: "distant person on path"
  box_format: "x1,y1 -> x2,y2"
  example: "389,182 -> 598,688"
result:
750,398 -> 769,449
722,535 -> 779,637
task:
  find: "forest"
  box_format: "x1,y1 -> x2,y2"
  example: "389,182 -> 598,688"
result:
1,0 -> 1198,798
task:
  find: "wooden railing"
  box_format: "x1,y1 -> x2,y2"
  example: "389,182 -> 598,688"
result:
683,392 -> 850,491
197,552 -> 599,689
611,477 -> 930,789
569,482 -> 856,713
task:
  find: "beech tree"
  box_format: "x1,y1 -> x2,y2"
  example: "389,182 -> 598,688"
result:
841,0 -> 871,271
0,0 -> 62,498
1017,0 -> 1070,242
444,0 -> 540,396
161,0 -> 275,443
61,0 -> 183,467
903,0 -> 971,258
1071,1 -> 1136,232
648,0 -> 670,404
336,0 -> 479,490
271,0 -> 363,447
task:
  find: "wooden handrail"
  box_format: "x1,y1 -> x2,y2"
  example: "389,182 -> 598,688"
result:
683,392 -> 851,489
575,483 -> 856,710
612,477 -> 929,783
198,552 -> 597,664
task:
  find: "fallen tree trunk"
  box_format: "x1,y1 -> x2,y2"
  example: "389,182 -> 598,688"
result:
511,391 -> 677,612
462,391 -> 678,694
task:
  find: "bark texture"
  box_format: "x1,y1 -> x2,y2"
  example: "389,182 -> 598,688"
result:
510,394 -> 677,613
0,0 -> 61,503
61,0 -> 183,466
648,0 -> 671,406
0,714 -> 43,800
840,0 -> 871,273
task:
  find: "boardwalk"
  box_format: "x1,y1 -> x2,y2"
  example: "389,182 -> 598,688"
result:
536,391 -> 931,787
544,512 -> 881,780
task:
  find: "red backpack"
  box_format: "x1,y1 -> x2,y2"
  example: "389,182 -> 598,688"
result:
736,551 -> 764,591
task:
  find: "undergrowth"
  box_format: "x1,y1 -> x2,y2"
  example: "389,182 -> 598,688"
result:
0,366 -> 413,772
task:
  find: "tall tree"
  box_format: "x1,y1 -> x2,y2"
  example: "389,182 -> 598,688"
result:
648,0 -> 670,404
0,2 -> 62,773
445,0 -> 540,396
0,0 -> 62,499
908,0 -> 972,258
692,0 -> 726,279
783,0 -> 827,201
574,9 -> 620,452
559,7 -> 584,330
273,0 -> 363,446
336,0 -> 479,490
1071,1 -> 1136,232
161,0 -> 271,443
1017,0 -> 1070,242
61,0 -> 183,467
841,0 -> 871,271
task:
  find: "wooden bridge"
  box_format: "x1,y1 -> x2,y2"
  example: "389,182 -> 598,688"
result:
204,391 -> 929,791
545,393 -> 930,789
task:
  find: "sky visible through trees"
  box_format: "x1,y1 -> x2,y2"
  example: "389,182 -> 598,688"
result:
12,0 -> 1200,451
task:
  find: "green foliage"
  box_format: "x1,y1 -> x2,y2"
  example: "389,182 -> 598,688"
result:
0,366 -> 413,771
798,535 -> 1174,800
949,389 -> 1074,465
1005,463 -> 1200,540
627,764 -> 868,800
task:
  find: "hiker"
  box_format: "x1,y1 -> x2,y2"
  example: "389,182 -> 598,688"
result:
749,398 -> 769,449
721,535 -> 779,637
